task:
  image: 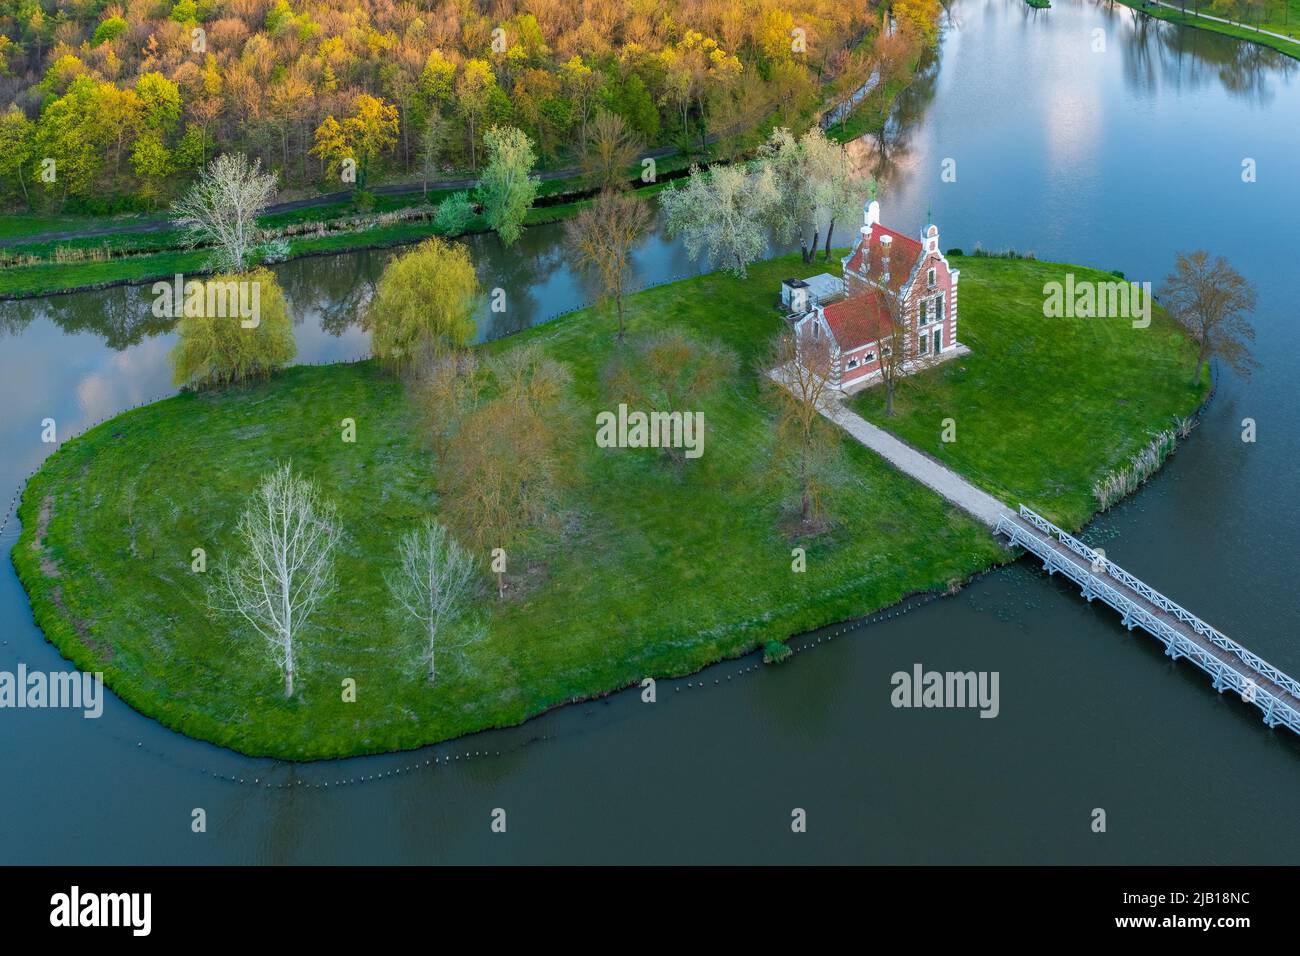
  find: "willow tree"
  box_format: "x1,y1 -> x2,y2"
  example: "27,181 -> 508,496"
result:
169,268 -> 296,389
363,237 -> 479,372
760,126 -> 869,263
660,162 -> 778,277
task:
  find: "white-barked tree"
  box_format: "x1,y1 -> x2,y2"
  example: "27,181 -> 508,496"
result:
210,463 -> 341,698
171,153 -> 279,273
386,518 -> 482,682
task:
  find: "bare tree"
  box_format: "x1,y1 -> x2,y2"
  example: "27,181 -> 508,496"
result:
580,109 -> 642,192
417,112 -> 447,200
603,328 -> 737,473
1159,250 -> 1258,386
766,329 -> 839,525
565,189 -> 651,343
210,463 -> 341,698
171,153 -> 279,272
387,519 -> 482,682
875,285 -> 910,417
441,347 -> 571,599
418,350 -> 484,459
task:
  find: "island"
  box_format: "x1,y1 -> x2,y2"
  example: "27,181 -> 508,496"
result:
13,225 -> 1209,758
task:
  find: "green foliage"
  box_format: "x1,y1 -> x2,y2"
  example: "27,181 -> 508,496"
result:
170,0 -> 198,24
91,15 -> 128,45
137,71 -> 182,132
763,640 -> 793,664
169,268 -> 297,389
604,72 -> 660,141
0,104 -> 34,206
363,236 -> 479,368
130,131 -> 173,187
34,76 -> 115,201
476,125 -> 539,247
173,123 -> 205,170
264,0 -> 294,33
433,190 -> 475,236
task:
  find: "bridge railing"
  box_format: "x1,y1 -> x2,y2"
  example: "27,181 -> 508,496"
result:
1007,505 -> 1300,706
994,510 -> 1300,734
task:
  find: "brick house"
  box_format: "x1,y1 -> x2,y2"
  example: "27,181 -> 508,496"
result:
784,200 -> 965,391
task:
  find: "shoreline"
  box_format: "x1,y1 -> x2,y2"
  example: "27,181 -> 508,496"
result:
0,33 -> 935,302
1114,0 -> 1300,60
9,252 -> 1211,762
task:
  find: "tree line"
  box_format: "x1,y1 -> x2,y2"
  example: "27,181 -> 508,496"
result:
0,0 -> 904,213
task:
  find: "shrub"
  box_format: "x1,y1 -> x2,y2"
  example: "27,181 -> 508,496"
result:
763,640 -> 793,664
433,191 -> 476,237
1092,428 -> 1178,511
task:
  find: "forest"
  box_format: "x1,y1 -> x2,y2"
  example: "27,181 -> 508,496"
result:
0,0 -> 943,213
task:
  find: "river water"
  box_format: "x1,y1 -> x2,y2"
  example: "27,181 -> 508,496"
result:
2,0 -> 1298,863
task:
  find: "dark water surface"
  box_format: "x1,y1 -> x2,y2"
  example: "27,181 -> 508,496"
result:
2,0 -> 1299,863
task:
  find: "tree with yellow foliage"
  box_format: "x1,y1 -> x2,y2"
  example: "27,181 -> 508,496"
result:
169,269 -> 296,390
363,237 -> 480,371
311,94 -> 399,190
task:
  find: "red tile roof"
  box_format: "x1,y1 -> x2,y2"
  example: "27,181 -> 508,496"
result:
844,224 -> 924,292
821,288 -> 895,351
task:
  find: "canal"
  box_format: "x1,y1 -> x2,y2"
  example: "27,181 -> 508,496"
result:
1,0 -> 1298,863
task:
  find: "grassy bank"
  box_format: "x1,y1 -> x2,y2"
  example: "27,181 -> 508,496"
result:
852,255 -> 1211,528
1115,0 -> 1300,59
16,251 -> 1018,760
0,178 -> 677,299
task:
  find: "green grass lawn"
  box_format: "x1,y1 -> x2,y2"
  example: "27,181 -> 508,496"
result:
1116,0 -> 1300,59
16,251 -> 1024,760
852,256 -> 1210,529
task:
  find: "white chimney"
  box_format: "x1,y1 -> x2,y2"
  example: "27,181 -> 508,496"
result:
880,233 -> 892,281
861,199 -> 880,240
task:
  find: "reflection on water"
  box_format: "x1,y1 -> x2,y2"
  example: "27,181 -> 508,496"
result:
2,0 -> 1300,864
